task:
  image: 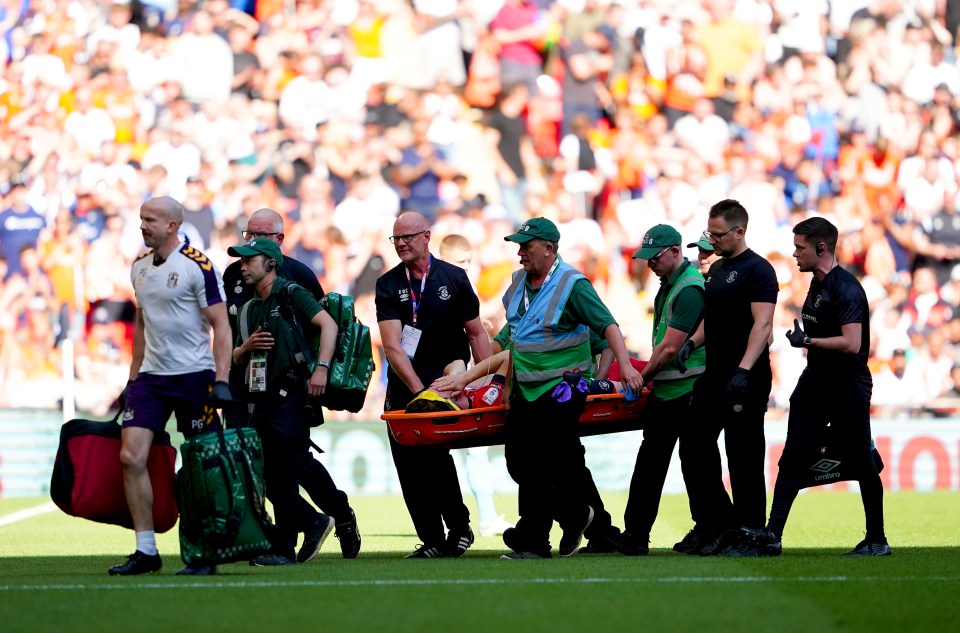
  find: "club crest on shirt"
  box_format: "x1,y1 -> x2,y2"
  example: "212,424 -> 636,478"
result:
814,294 -> 822,308
438,285 -> 451,300
726,271 -> 738,284
167,272 -> 179,288
122,408 -> 134,422
398,288 -> 410,302
136,268 -> 147,286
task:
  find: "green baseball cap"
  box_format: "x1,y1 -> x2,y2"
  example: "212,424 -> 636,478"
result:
227,238 -> 284,266
632,224 -> 682,259
687,236 -> 714,252
504,217 -> 561,243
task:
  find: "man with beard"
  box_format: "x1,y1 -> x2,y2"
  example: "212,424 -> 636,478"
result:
109,196 -> 233,576
741,217 -> 890,557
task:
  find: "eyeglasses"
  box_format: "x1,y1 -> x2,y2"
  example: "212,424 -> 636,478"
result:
242,230 -> 280,241
647,246 -> 672,265
389,230 -> 426,244
703,225 -> 740,241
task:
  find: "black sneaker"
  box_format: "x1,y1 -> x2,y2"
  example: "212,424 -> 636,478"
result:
108,551 -> 162,576
297,514 -> 334,563
618,531 -> 649,556
500,551 -> 548,560
335,510 -> 361,559
698,528 -> 739,556
673,526 -> 709,555
580,533 -> 621,554
559,505 -> 594,557
250,553 -> 297,566
503,527 -> 552,558
176,565 -> 218,575
844,539 -> 892,557
724,527 -> 782,557
446,525 -> 475,557
405,543 -> 446,559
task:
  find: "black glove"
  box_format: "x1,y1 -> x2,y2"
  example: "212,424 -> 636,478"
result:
676,340 -> 695,373
786,318 -> 808,348
208,380 -> 234,407
725,368 -> 750,413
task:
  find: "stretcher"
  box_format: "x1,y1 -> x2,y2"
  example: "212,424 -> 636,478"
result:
381,391 -> 649,449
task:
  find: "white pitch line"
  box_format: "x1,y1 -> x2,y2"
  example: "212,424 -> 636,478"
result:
2,576 -> 958,592
0,502 -> 56,527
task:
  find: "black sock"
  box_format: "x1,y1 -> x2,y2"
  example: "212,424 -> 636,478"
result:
767,471 -> 803,539
860,472 -> 886,542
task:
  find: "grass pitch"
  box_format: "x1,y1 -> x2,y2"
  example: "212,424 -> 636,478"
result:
1,492 -> 958,633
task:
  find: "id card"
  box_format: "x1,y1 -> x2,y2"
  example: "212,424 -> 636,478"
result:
249,352 -> 267,392
401,325 -> 422,359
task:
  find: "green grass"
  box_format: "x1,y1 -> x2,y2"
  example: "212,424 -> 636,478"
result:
1,492 -> 958,633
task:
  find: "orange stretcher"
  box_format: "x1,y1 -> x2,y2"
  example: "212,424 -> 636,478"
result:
381,391 -> 649,449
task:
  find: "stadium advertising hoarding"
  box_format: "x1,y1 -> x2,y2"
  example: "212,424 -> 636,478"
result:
1,415 -> 959,497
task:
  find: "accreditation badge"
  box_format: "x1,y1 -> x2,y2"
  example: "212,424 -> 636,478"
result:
401,324 -> 422,359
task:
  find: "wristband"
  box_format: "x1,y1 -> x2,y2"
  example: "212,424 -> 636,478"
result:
317,360 -> 331,369
803,336 -> 811,347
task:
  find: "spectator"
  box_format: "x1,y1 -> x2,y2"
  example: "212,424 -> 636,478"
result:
0,180 -> 46,279
174,8 -> 233,106
489,0 -> 545,96
484,81 -> 540,227
559,27 -> 614,135
388,116 -> 458,223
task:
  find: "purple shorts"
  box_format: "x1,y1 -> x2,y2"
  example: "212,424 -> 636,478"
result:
122,370 -> 221,438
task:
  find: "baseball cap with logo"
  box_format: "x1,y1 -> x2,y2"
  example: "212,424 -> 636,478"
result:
686,236 -> 715,252
227,238 -> 284,266
632,224 -> 682,259
504,217 -> 562,243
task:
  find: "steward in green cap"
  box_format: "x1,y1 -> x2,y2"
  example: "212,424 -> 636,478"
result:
610,223 -> 707,556
494,216 -> 642,559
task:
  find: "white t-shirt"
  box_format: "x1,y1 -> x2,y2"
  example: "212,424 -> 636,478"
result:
131,242 -> 225,375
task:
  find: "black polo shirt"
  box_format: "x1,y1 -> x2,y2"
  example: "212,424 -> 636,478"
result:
801,265 -> 870,371
375,256 -> 480,409
703,248 -> 778,377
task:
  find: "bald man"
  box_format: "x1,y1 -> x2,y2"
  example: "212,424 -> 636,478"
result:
110,196 -> 233,576
375,211 -> 492,558
222,207 -> 361,562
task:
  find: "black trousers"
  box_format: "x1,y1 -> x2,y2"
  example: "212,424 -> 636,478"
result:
686,370 -> 771,531
225,383 -> 340,536
623,391 -> 704,537
389,436 -> 470,547
504,385 -> 595,550
253,391 -> 351,558
768,367 -> 884,539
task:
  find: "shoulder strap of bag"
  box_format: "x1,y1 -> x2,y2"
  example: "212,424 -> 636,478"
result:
278,282 -> 315,368
239,300 -> 252,342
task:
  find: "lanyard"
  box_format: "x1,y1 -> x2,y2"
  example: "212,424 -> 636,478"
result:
405,254 -> 432,328
522,257 -> 561,311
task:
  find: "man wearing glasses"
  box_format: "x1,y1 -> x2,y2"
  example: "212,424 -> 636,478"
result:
496,217 -> 641,559
222,207 -> 362,563
675,199 -> 778,556
375,211 -> 492,558
618,224 -> 711,556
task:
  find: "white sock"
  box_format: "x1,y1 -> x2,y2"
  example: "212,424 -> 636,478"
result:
136,531 -> 158,556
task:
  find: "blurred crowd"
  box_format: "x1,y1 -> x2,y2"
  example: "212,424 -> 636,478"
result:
2,0 -> 960,419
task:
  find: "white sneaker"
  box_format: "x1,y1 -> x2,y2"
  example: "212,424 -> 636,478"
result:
479,515 -> 514,537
